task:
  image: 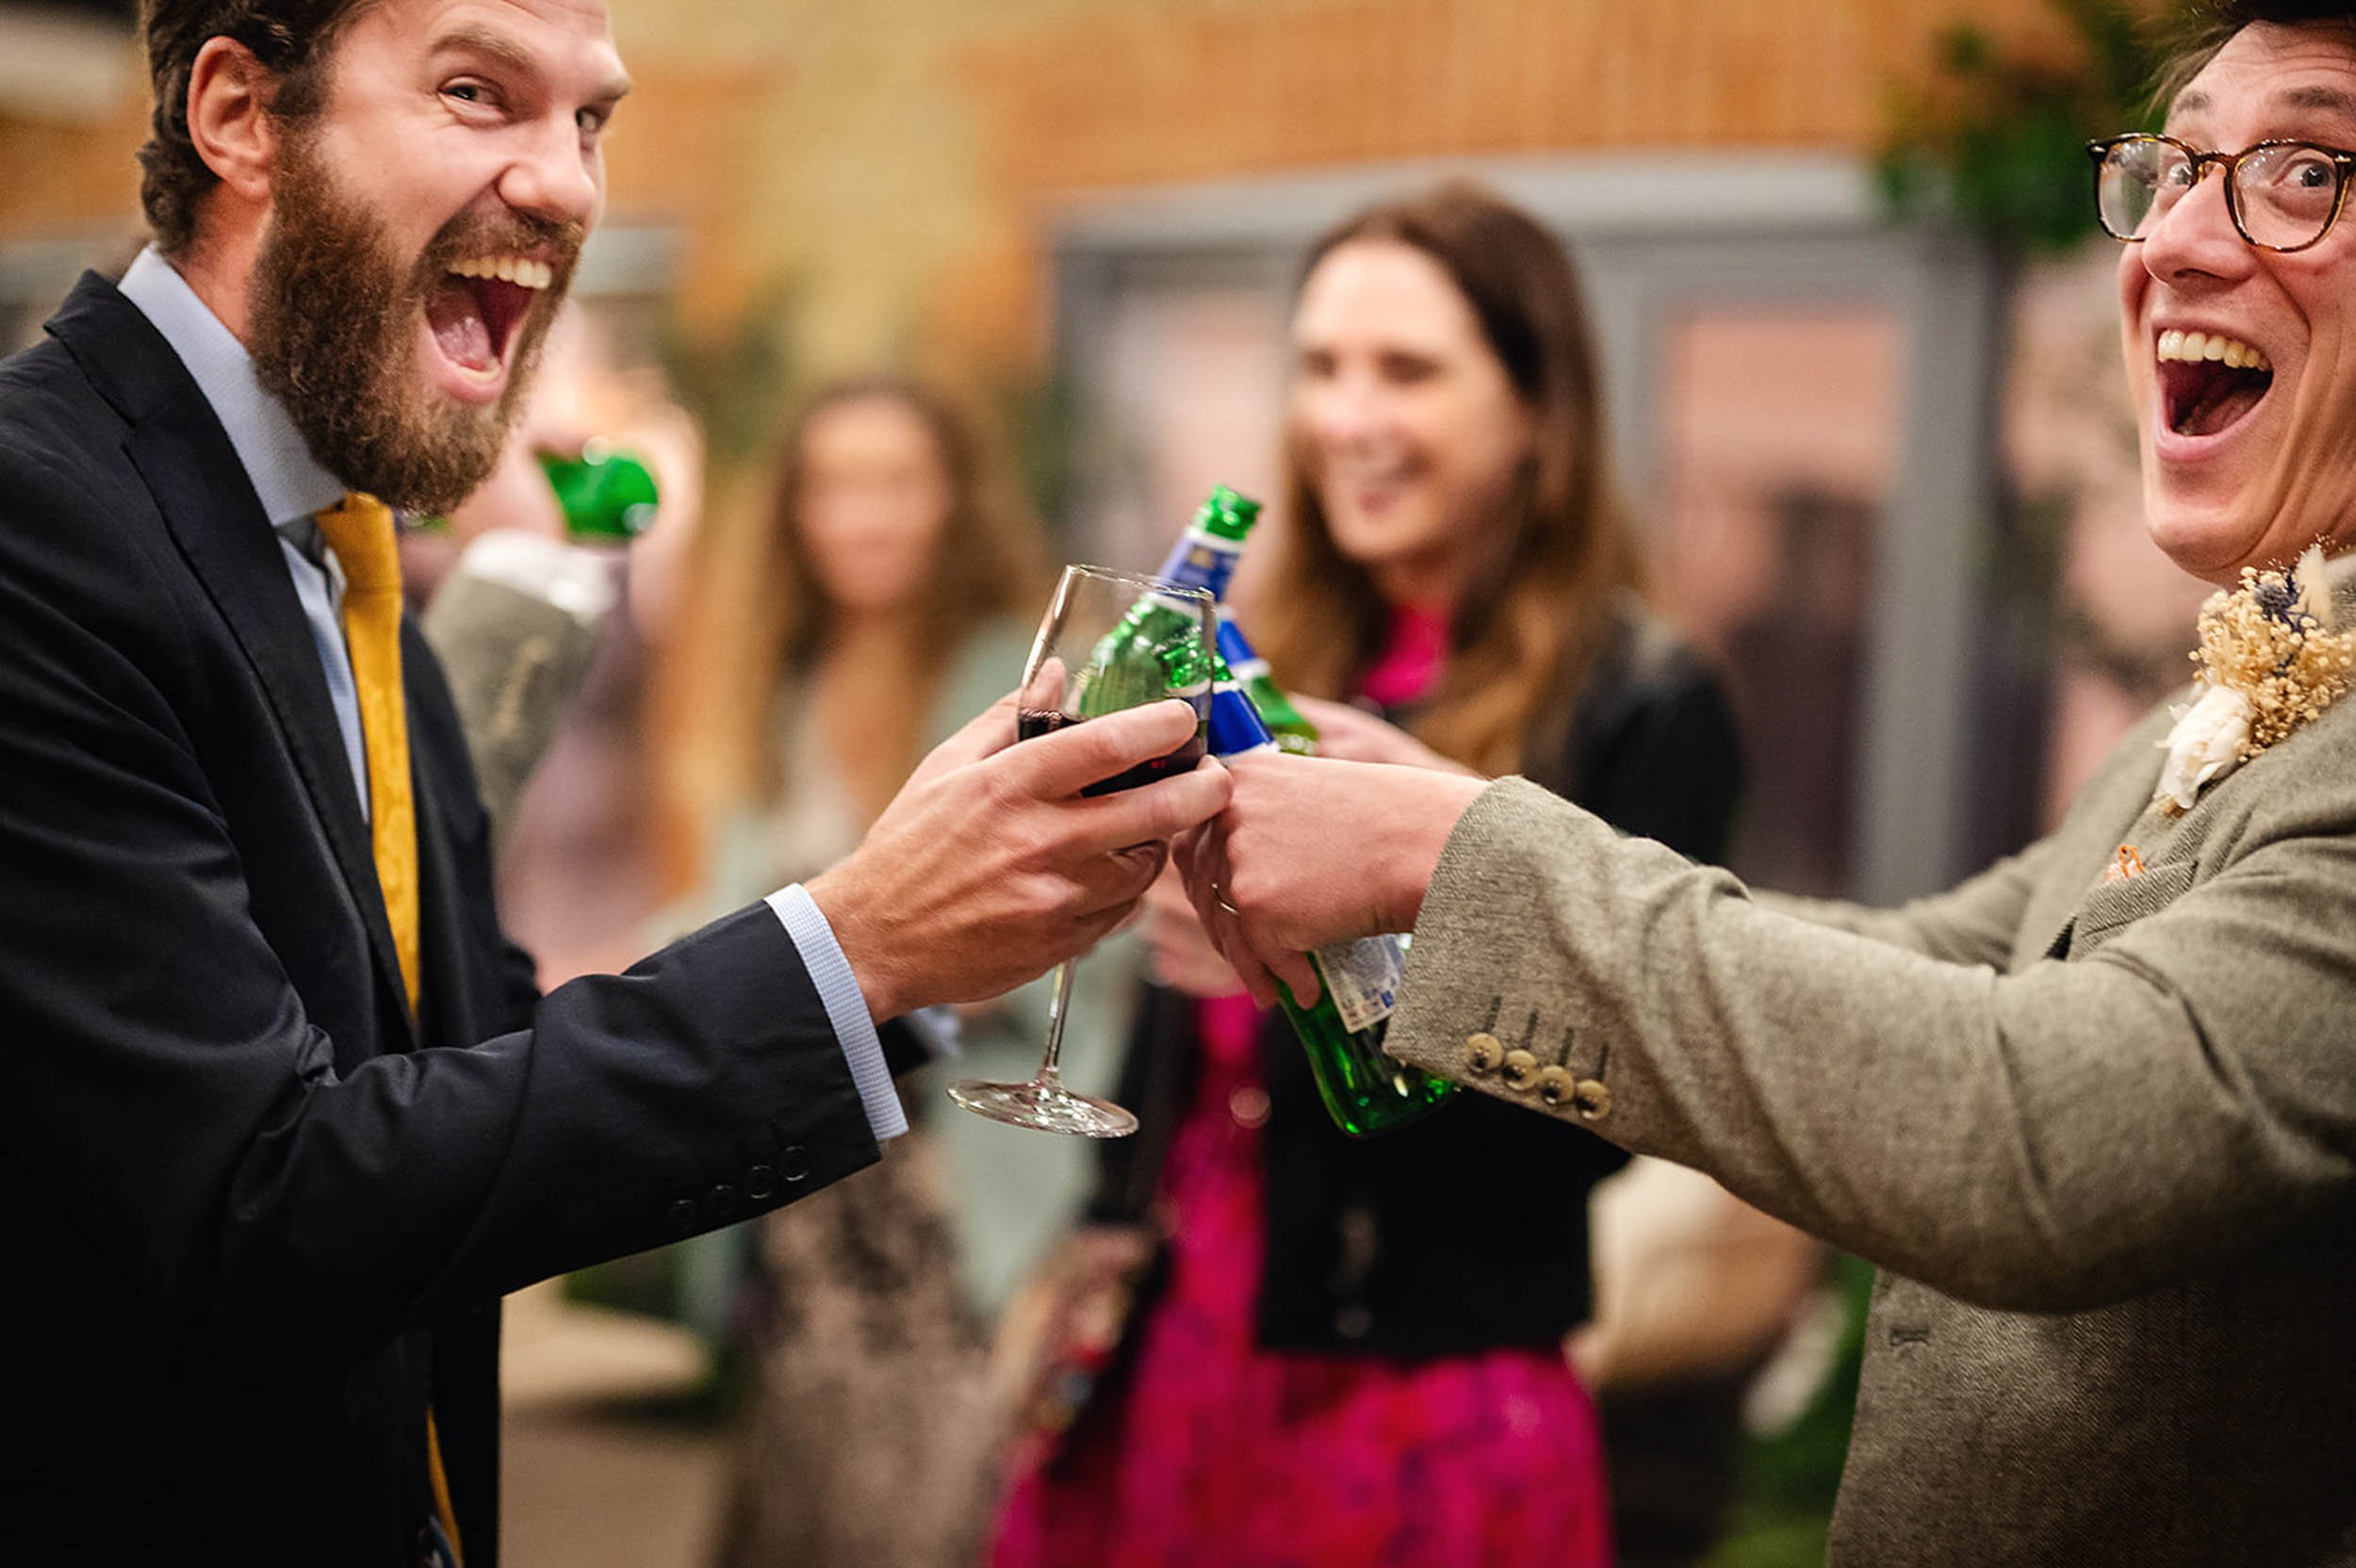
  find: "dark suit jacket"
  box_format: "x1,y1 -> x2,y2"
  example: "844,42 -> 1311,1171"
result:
0,274 -> 883,1566
1088,611 -> 1743,1355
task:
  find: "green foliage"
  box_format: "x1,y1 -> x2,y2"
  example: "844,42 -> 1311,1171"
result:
995,371 -> 1081,548
659,280 -> 801,480
1879,1 -> 2169,253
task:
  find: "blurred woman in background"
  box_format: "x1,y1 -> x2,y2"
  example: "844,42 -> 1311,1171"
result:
693,377 -> 1047,1568
988,182 -> 1755,1567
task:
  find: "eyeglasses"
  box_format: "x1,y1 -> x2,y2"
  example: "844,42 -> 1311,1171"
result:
2089,132 -> 2356,253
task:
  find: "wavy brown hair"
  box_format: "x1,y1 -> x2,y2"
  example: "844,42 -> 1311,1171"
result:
662,378 -> 1046,852
1249,182 -> 1645,776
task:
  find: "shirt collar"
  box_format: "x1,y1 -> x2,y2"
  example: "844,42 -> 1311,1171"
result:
116,247 -> 347,542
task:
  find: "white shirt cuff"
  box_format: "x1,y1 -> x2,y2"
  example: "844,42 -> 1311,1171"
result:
765,884 -> 908,1142
450,528 -> 619,623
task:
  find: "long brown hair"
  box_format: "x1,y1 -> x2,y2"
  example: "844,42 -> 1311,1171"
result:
1251,182 -> 1645,776
664,377 -> 1045,846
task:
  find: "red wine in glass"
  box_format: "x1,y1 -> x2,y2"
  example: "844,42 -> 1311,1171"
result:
1018,709 -> 1209,795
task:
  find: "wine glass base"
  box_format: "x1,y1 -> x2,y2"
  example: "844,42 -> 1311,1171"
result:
947,1077 -> 1139,1138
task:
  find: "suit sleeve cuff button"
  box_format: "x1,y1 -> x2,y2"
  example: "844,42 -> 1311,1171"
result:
1536,1065 -> 1577,1106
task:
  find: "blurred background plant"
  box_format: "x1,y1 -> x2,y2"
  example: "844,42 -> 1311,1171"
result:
1878,0 -> 2168,256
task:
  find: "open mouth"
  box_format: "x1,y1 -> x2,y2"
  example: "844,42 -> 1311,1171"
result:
2157,328 -> 2274,440
425,253 -> 556,379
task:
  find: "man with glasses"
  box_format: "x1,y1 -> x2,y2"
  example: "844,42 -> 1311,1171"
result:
1182,3 -> 2356,1561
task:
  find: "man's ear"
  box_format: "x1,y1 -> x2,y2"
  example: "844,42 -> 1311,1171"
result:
186,37 -> 282,209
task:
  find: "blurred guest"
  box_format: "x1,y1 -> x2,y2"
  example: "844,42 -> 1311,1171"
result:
413,305 -> 709,966
989,183 -> 1742,1567
414,308 -> 646,845
699,380 -> 1047,1568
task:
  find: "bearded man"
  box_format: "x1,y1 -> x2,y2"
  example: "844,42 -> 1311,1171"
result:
0,2 -> 1225,1563
1185,3 -> 2356,1562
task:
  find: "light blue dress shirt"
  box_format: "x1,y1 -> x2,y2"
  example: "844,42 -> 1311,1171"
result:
115,248 -> 907,1143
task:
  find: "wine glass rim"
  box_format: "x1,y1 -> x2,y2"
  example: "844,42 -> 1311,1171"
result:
1060,563 -> 1215,601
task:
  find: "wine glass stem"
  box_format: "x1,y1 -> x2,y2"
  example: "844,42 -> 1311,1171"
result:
1036,960 -> 1078,1083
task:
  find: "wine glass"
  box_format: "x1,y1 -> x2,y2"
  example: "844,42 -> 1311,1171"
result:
948,564 -> 1216,1136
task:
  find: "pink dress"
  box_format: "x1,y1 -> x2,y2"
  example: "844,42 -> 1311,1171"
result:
989,606 -> 1612,1568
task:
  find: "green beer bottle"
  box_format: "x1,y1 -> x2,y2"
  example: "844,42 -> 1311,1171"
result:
1070,575 -> 1219,735
1078,484 -> 1259,716
1203,659 -> 1455,1136
1214,611 -> 1317,756
1155,483 -> 1259,602
1138,482 -> 1317,755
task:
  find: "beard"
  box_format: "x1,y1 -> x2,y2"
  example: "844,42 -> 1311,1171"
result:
247,129 -> 582,514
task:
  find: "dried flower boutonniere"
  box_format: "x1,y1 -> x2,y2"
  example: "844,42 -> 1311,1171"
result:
2154,545 -> 2356,816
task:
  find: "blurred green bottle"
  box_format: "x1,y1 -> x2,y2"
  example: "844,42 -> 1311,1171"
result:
537,439 -> 659,541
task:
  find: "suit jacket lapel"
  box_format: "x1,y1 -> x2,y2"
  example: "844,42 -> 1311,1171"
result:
2013,701 -> 2181,965
48,274 -> 418,1044
2037,809 -> 2163,961
2037,569 -> 2356,960
407,644 -> 472,1047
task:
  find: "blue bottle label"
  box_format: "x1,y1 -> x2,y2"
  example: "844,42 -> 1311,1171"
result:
1156,527 -> 1244,603
1206,679 -> 1274,759
1213,612 -> 1259,670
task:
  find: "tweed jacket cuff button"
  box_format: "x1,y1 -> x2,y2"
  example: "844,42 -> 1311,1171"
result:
1535,1064 -> 1577,1106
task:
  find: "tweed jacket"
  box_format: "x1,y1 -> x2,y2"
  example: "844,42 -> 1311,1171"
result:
1385,589 -> 2356,1566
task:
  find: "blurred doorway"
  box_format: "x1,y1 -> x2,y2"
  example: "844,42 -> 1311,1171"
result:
1650,307 -> 1895,899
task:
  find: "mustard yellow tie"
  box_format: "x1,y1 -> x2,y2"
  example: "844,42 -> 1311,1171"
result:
313,494 -> 421,1014
314,494 -> 462,1564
